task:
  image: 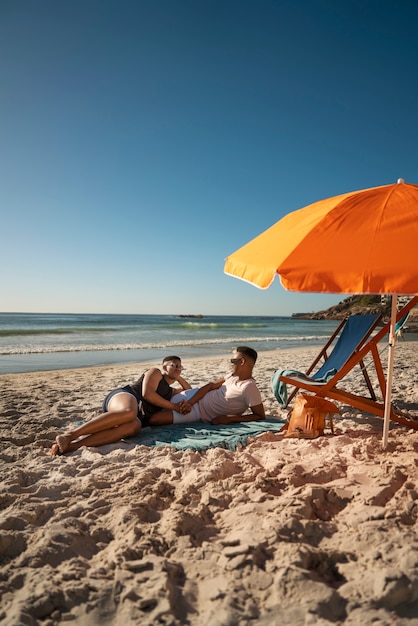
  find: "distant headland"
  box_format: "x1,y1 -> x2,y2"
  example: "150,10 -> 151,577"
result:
292,295 -> 418,331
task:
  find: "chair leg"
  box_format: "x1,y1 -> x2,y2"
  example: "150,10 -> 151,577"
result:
286,386 -> 299,407
359,358 -> 377,401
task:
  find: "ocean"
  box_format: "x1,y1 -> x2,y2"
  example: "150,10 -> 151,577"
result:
0,312 -> 341,375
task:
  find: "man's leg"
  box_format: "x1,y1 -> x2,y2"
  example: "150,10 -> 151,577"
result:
51,393 -> 139,454
55,419 -> 142,454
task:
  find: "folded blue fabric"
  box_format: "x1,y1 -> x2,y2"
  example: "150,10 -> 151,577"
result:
127,418 -> 285,451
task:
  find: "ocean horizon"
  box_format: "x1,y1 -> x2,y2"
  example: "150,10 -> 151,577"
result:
0,312 -> 343,375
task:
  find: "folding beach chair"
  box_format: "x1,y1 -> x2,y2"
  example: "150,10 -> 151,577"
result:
273,313 -> 382,408
275,298 -> 418,430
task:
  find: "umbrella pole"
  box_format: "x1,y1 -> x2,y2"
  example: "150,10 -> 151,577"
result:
382,295 -> 397,449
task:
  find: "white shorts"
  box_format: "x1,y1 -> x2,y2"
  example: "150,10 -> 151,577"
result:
171,388 -> 202,424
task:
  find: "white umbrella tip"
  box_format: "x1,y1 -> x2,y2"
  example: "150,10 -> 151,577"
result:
397,178 -> 405,184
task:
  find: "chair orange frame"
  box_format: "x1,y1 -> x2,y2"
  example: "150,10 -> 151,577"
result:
280,296 -> 418,430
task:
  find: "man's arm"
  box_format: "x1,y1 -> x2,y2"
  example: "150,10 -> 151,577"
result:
211,402 -> 266,425
171,375 -> 192,393
188,378 -> 224,405
142,368 -> 181,412
174,378 -> 225,414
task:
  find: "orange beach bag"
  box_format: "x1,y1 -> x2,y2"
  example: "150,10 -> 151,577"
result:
282,393 -> 339,439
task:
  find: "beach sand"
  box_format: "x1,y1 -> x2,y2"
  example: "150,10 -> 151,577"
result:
1,343 -> 418,625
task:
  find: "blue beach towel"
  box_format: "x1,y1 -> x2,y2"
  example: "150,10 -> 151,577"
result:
128,418 -> 285,451
271,368 -> 337,408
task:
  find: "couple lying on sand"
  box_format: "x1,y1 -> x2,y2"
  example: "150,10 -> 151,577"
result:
51,346 -> 266,455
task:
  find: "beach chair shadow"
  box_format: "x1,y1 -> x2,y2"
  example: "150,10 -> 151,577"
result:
273,297 -> 418,430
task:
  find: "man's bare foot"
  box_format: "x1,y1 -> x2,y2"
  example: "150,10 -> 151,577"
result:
50,443 -> 61,456
55,434 -> 72,454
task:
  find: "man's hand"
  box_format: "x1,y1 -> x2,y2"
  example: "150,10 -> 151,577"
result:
176,400 -> 192,414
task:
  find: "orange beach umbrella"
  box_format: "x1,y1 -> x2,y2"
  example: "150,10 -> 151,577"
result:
224,179 -> 418,447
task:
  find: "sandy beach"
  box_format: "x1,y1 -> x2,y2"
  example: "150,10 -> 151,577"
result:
1,343 -> 418,625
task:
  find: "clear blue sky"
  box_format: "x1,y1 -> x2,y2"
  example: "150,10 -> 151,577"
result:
1,0 -> 417,316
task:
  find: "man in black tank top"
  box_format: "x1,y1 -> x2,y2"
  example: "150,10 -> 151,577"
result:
50,356 -> 192,455
131,356 -> 192,423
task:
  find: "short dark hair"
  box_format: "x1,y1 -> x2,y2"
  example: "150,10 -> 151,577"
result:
236,346 -> 258,363
163,355 -> 181,364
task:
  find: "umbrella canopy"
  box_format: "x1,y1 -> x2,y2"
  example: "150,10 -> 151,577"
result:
224,180 -> 418,294
224,179 -> 418,448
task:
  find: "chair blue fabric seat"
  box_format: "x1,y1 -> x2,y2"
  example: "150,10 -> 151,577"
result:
312,314 -> 380,379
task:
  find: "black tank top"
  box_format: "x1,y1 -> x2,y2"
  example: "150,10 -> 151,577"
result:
131,373 -> 172,418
